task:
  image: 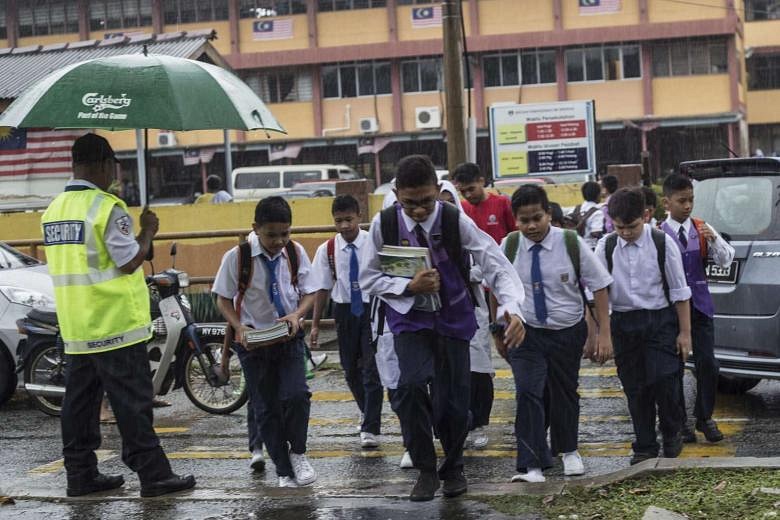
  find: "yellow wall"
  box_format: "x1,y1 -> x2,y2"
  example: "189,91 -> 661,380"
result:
245,102 -> 314,141
747,90 -> 780,124
483,85 -> 559,106
568,80 -> 644,121
563,0 -> 640,29
18,32 -> 81,47
745,19 -> 780,49
238,14 -> 309,53
648,0 -> 726,23
479,0 -> 554,35
88,25 -> 154,40
652,75 -> 731,117
163,20 -> 231,55
317,8 -> 389,47
0,38 -> 7,48
320,96 -> 394,137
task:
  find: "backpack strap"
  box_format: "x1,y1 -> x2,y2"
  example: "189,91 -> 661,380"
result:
228,241 -> 254,342
326,237 -> 337,282
380,205 -> 399,246
650,227 -> 670,304
440,202 -> 474,303
691,217 -> 709,264
605,232 -> 618,275
504,230 -> 520,264
285,240 -> 299,289
563,229 -> 581,282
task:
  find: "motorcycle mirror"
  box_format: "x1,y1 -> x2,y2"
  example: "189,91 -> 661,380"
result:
170,242 -> 177,269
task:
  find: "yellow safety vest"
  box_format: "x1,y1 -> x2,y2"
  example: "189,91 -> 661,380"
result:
194,193 -> 214,204
41,187 -> 152,354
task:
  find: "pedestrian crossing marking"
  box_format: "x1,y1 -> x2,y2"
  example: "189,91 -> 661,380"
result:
154,427 -> 189,434
28,450 -> 116,476
311,388 -> 626,402
493,367 -> 618,379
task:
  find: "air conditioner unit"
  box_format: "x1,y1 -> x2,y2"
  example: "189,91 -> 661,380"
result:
157,131 -> 177,147
415,106 -> 441,130
359,117 -> 379,134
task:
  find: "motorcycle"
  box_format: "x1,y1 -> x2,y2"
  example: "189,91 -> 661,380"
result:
16,243 -> 247,416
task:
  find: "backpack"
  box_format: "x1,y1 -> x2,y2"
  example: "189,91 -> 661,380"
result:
664,218 -> 708,269
605,228 -> 669,303
563,204 -> 601,237
326,237 -> 337,282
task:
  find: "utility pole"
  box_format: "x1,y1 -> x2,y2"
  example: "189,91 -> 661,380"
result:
442,0 -> 466,172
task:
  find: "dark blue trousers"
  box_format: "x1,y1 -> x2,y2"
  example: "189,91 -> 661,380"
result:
335,303 -> 383,434
61,341 -> 172,487
392,330 -> 470,479
236,337 -> 311,478
246,394 -> 264,453
508,320 -> 587,471
679,308 -> 719,423
469,372 -> 494,430
611,307 -> 683,456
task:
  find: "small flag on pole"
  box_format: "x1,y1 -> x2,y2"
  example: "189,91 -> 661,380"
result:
268,142 -> 303,162
184,148 -> 217,166
253,19 -> 294,40
578,0 -> 621,15
357,137 -> 391,155
411,6 -> 442,28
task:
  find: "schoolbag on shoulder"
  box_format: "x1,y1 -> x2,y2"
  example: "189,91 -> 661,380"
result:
563,204 -> 601,237
605,228 -> 669,303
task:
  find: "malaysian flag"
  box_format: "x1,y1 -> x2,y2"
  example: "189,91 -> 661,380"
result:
357,137 -> 391,155
579,0 -> 621,15
268,142 -> 302,162
253,19 -> 294,40
0,128 -> 83,177
411,6 -> 442,28
183,148 -> 217,166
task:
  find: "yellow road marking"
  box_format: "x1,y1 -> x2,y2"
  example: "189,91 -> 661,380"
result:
154,427 -> 189,434
493,367 -> 618,379
312,388 -> 625,402
29,450 -> 116,476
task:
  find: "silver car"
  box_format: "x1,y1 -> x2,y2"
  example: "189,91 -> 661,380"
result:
0,242 -> 54,406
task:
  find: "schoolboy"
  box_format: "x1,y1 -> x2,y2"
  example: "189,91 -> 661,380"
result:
213,196 -> 318,488
642,186 -> 659,227
594,188 -> 692,465
360,155 -> 526,501
575,181 -> 606,250
452,162 -> 517,244
600,174 -> 619,233
662,174 -> 734,443
311,195 -> 383,449
501,185 -> 613,482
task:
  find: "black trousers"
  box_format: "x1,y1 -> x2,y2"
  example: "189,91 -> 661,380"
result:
679,308 -> 719,423
469,372 -> 494,430
392,330 -> 470,479
335,303 -> 383,434
61,341 -> 172,487
508,320 -> 587,471
612,307 -> 683,456
236,337 -> 311,478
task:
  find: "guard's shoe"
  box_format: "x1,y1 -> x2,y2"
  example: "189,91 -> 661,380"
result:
629,452 -> 657,466
140,474 -> 196,497
663,432 -> 684,459
66,473 -> 125,497
682,424 -> 697,443
510,468 -> 545,483
399,451 -> 414,469
250,447 -> 265,472
471,427 -> 489,450
442,471 -> 468,498
410,471 -> 440,502
278,476 -> 298,488
696,419 -> 724,443
562,451 -> 585,476
360,432 -> 379,449
289,452 -> 316,486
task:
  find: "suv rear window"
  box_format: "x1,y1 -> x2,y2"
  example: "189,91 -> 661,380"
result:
693,177 -> 775,238
236,171 -> 280,189
284,170 -> 321,187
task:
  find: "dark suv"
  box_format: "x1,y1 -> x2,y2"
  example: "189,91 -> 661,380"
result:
680,158 -> 780,393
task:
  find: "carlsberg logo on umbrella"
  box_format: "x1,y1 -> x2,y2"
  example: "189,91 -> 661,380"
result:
78,93 -> 132,121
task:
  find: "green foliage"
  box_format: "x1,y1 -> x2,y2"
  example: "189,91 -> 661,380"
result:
185,288 -> 223,322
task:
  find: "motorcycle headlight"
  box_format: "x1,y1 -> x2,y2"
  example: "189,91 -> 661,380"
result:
177,272 -> 190,288
0,286 -> 56,308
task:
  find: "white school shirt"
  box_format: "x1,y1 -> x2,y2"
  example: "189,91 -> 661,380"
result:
359,201 -> 525,322
311,230 -> 370,304
580,200 -> 605,250
662,216 -> 735,268
594,224 -> 692,313
506,227 -> 613,330
212,233 -> 318,329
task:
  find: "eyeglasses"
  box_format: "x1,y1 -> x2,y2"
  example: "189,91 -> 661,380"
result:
398,197 -> 437,210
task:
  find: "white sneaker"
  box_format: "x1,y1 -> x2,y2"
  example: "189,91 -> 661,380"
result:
278,476 -> 298,488
289,452 -> 316,486
399,451 -> 414,469
562,450 -> 585,476
310,352 -> 328,370
471,427 -> 489,449
360,431 -> 379,449
249,447 -> 265,472
510,468 -> 546,483
356,412 -> 364,432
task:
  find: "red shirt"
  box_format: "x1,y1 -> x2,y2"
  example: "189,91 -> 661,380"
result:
462,192 -> 517,243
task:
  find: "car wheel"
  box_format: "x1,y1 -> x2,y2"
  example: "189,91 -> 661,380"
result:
0,344 -> 18,407
716,375 -> 761,394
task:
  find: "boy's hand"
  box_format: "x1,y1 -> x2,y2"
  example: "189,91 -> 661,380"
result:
677,331 -> 692,362
277,312 -> 303,337
699,224 -> 715,242
493,332 -> 508,361
408,269 -> 440,295
309,326 -> 320,348
595,331 -> 614,365
503,311 -> 526,349
238,325 -> 254,348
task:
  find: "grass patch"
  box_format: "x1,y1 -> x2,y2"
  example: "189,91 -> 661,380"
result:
482,468 -> 780,519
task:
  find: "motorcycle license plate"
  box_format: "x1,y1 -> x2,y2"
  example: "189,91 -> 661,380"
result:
705,260 -> 739,284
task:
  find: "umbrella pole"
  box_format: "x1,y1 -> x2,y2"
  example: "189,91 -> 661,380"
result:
223,129 -> 233,196
135,129 -> 147,207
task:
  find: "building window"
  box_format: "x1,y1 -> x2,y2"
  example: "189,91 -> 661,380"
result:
746,0 -> 780,21
401,57 -> 442,92
565,44 -> 641,83
164,0 -> 229,25
322,61 -> 391,98
748,55 -> 780,90
239,0 -> 306,17
242,68 -> 313,103
652,40 -> 728,77
317,0 -> 386,10
0,4 -> 6,39
90,0 -> 153,31
18,0 -> 80,37
483,50 -> 556,87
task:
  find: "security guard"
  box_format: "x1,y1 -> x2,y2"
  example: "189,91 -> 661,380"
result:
42,133 -> 195,498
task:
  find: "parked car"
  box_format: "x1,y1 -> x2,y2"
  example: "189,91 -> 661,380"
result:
680,157 -> 780,393
232,164 -> 360,200
0,242 -> 55,406
282,180 -> 344,200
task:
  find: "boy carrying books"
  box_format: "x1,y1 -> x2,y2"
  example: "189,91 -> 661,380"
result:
213,197 -> 318,488
360,155 -> 526,502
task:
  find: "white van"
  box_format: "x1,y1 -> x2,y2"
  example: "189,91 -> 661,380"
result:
232,164 -> 360,200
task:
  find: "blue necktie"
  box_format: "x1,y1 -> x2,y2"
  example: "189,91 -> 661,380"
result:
678,226 -> 688,249
261,255 -> 287,318
531,244 -> 548,324
347,244 -> 364,317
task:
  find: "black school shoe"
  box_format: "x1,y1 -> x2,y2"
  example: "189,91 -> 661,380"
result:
629,452 -> 657,466
441,471 -> 468,498
663,432 -> 684,459
682,424 -> 697,444
66,473 -> 125,497
140,474 -> 196,498
696,419 -> 725,443
409,471 -> 440,502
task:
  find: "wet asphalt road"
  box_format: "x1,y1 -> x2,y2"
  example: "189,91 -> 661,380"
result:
1,345 -> 779,519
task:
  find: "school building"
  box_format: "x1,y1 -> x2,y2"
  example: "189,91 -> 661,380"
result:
0,0 -> 770,200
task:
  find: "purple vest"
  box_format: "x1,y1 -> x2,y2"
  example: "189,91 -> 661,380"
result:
602,205 -> 614,233
661,221 -> 715,318
384,204 -> 478,341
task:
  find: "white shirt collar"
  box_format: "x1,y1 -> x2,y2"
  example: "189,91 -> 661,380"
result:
248,232 -> 286,260
618,223 -> 651,248
664,215 -> 691,234
523,226 -> 557,251
337,229 -> 367,251
399,201 -> 441,235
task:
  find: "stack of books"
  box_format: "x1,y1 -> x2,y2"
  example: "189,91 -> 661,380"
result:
244,322 -> 291,350
379,245 -> 441,312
